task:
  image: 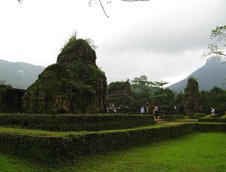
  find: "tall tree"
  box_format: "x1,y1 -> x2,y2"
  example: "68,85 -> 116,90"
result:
131,75 -> 154,106
154,81 -> 168,89
183,77 -> 200,114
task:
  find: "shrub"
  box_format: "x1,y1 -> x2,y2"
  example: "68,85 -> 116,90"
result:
0,123 -> 194,163
0,113 -> 155,131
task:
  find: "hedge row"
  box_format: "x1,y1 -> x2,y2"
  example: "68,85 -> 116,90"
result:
0,123 -> 194,163
194,123 -> 226,132
198,118 -> 226,123
0,123 -> 225,163
0,113 -> 155,131
159,115 -> 184,121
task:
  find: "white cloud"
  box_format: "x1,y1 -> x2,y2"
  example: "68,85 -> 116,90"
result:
0,0 -> 225,85
97,47 -> 206,84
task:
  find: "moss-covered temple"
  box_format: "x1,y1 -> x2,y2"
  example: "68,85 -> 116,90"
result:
22,38 -> 107,113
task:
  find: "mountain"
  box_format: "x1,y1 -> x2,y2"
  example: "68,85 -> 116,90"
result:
0,59 -> 45,89
168,57 -> 226,92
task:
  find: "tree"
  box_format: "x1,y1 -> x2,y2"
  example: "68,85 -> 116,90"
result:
150,88 -> 175,114
131,75 -> 154,107
154,81 -> 169,89
203,25 -> 226,57
200,87 -> 226,115
131,75 -> 155,88
183,77 -> 200,114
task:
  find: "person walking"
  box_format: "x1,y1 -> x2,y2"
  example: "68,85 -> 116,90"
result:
153,106 -> 159,119
211,107 -> 215,117
140,106 -> 145,114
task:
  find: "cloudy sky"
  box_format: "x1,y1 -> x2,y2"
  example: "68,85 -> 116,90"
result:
0,0 -> 225,85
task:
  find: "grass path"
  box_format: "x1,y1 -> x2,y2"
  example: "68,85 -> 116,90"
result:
0,132 -> 226,172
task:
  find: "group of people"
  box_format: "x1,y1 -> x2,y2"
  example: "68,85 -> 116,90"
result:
106,104 -> 117,114
141,106 -> 218,119
140,105 -> 159,119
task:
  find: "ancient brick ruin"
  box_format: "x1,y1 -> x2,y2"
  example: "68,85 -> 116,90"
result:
22,39 -> 107,113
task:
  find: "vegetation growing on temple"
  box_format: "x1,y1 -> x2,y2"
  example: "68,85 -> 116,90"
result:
22,36 -> 106,114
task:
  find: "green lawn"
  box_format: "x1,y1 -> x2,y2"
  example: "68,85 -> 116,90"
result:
0,132 -> 226,172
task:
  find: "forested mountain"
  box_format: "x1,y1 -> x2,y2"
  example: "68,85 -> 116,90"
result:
168,57 -> 226,92
0,59 -> 44,89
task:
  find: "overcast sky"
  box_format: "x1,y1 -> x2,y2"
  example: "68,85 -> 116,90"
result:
0,0 -> 225,85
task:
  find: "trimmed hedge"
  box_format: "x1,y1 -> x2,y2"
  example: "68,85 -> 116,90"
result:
159,115 -> 185,121
187,113 -> 207,119
0,123 -> 226,163
0,134 -> 64,163
194,123 -> 226,131
198,118 -> 226,123
0,123 -> 194,163
0,113 -> 155,131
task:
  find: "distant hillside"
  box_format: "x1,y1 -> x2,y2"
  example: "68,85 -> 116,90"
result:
0,59 -> 45,89
168,57 -> 226,92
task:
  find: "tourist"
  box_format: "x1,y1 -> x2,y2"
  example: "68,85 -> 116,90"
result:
140,106 -> 145,114
211,107 -> 215,117
153,106 -> 159,119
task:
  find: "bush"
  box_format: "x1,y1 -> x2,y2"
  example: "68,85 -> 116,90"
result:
0,123 -> 226,163
194,123 -> 226,132
159,115 -> 184,121
187,113 -> 207,119
0,123 -> 194,163
0,113 -> 155,131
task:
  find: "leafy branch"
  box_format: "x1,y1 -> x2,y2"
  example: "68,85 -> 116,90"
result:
203,25 -> 226,57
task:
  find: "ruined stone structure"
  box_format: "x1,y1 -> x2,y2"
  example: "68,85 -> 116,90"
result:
108,81 -> 132,97
107,81 -> 133,113
0,85 -> 25,112
22,39 -> 107,113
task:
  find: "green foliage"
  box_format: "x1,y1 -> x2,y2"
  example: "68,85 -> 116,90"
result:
200,87 -> 226,115
204,24 -> 226,57
0,113 -> 155,131
0,86 -> 25,113
131,75 -> 155,106
107,81 -> 134,111
0,122 -> 226,164
160,115 -> 184,121
183,77 -> 200,114
194,123 -> 226,132
150,88 -> 175,109
60,34 -> 96,55
23,52 -> 106,113
187,113 -> 207,119
108,81 -> 130,92
131,75 -> 155,87
221,115 -> 226,119
1,133 -> 226,172
0,123 -> 193,163
154,80 -> 168,88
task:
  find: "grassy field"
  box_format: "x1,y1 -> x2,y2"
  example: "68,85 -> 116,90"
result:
0,132 -> 226,172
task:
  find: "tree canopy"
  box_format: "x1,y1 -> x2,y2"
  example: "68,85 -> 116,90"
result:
183,77 -> 200,114
204,25 -> 226,57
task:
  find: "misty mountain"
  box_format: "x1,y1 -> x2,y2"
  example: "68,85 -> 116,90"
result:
168,57 -> 226,92
0,59 -> 45,89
